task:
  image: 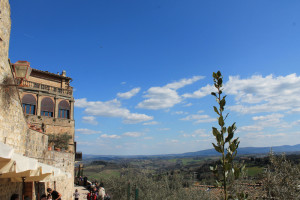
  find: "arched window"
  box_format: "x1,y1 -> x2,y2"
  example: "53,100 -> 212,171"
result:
22,94 -> 36,115
58,100 -> 70,119
41,97 -> 54,117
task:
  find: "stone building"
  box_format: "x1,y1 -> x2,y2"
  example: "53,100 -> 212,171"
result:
15,61 -> 75,153
0,0 -> 75,199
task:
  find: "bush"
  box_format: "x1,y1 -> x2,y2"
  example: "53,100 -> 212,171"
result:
48,133 -> 72,150
101,170 -> 214,200
263,153 -> 300,200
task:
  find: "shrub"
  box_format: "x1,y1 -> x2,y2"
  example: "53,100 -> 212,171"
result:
101,170 -> 214,200
48,133 -> 72,150
263,153 -> 300,200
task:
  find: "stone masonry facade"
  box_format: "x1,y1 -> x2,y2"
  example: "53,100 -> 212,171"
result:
0,0 -> 75,199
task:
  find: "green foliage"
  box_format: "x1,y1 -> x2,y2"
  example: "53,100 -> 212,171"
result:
263,153 -> 300,200
48,133 -> 72,150
211,71 -> 244,200
101,170 -> 214,200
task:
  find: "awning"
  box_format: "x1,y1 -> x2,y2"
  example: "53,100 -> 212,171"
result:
0,142 -> 14,170
0,142 -> 71,182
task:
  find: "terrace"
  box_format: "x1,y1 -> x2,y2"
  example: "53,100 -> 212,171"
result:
17,79 -> 73,97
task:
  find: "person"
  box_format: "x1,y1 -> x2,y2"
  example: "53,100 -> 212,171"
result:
84,176 -> 88,186
40,194 -> 47,200
73,189 -> 80,200
47,188 -> 62,200
47,193 -> 52,200
10,194 -> 19,200
98,182 -> 105,200
87,189 -> 97,200
104,193 -> 111,200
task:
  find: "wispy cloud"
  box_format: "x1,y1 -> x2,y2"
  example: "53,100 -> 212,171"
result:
137,76 -> 204,110
143,121 -> 159,125
123,132 -> 143,137
117,87 -> 141,99
182,129 -> 210,138
180,114 -> 216,123
100,134 -> 121,139
76,128 -> 101,135
183,84 -> 215,98
173,111 -> 188,115
158,128 -> 170,131
75,98 -> 153,124
82,116 -> 98,125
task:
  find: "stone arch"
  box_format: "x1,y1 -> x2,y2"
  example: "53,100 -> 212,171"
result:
58,100 -> 70,119
41,97 -> 54,117
22,94 -> 36,114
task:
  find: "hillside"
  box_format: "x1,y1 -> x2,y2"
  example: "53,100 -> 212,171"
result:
83,144 -> 300,160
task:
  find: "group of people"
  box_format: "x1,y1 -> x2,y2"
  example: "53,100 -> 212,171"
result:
85,182 -> 110,200
9,182 -> 110,200
10,188 -> 61,200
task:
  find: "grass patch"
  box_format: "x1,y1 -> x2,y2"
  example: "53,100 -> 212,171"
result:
247,166 -> 264,177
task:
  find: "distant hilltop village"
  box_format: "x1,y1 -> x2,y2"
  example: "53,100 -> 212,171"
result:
0,1 -> 80,199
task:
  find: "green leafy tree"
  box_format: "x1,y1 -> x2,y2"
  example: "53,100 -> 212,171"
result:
210,71 -> 243,200
48,133 -> 72,150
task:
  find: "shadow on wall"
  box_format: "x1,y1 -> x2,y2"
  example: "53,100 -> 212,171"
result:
1,75 -> 17,107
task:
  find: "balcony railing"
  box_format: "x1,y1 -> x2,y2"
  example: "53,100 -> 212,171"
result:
17,79 -> 73,96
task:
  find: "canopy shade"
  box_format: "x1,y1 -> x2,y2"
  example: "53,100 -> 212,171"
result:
0,142 -> 70,182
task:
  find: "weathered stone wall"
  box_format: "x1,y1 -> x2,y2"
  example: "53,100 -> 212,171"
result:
0,0 -> 27,155
0,180 -> 22,200
25,129 -> 48,159
44,151 -> 75,200
26,115 -> 75,152
0,1 -> 75,199
0,1 -> 25,199
24,128 -> 75,200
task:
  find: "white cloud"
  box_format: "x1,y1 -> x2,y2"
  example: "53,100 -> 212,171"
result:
183,84 -> 216,98
123,132 -> 143,137
82,116 -> 98,125
144,137 -> 153,140
180,114 -> 217,124
100,134 -> 121,139
182,73 -> 300,115
117,87 -> 141,99
158,128 -> 170,131
226,73 -> 300,114
143,121 -> 159,125
252,113 -> 284,124
237,125 -> 264,133
137,76 -> 204,110
76,128 -> 101,135
183,103 -> 193,107
244,132 -> 286,139
173,111 -> 188,115
75,98 -> 153,124
183,129 -> 210,138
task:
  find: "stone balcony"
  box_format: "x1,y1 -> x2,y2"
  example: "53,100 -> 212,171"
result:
17,79 -> 73,97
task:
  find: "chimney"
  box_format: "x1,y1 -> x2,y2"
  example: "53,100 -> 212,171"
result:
61,70 -> 66,77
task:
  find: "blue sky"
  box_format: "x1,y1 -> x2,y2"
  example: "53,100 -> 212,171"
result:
9,0 -> 300,155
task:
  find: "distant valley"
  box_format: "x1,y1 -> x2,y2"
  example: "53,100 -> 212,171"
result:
83,144 -> 300,160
